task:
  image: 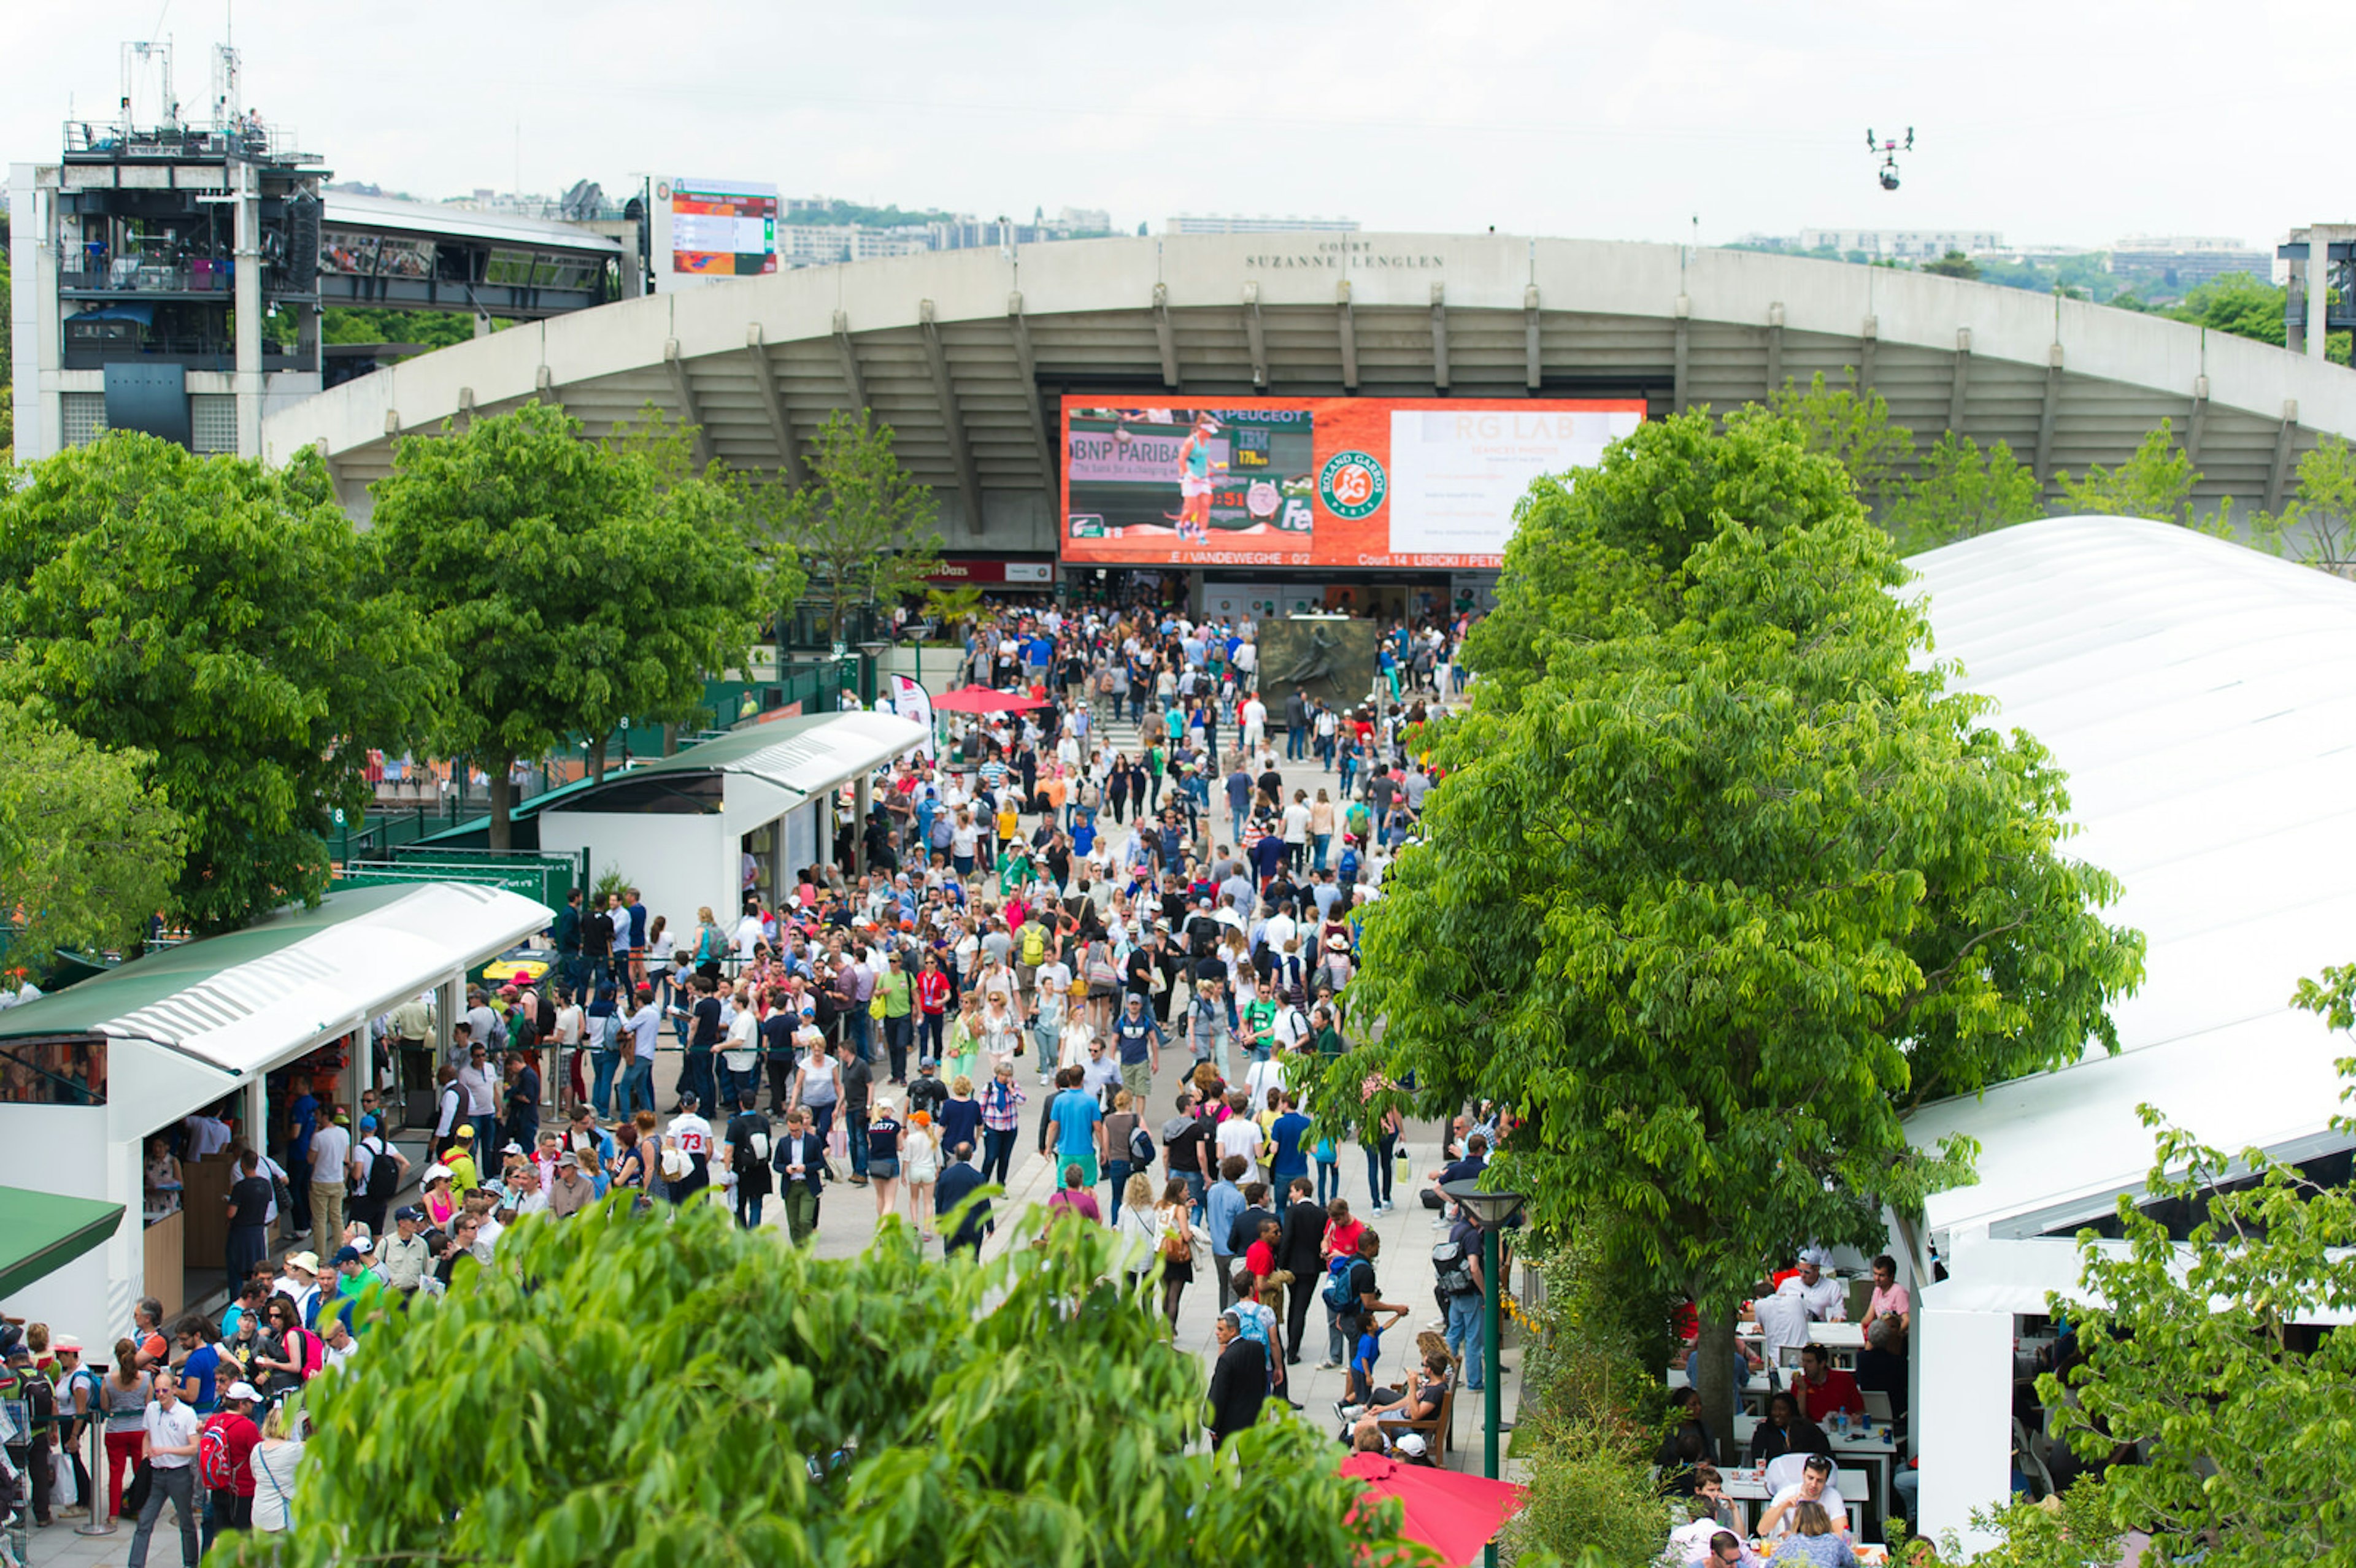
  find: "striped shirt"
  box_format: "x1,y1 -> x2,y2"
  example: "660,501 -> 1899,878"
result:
979,1077 -> 1028,1133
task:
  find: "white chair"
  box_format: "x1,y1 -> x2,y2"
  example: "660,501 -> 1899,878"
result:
1862,1389 -> 1894,1422
1762,1453 -> 1811,1494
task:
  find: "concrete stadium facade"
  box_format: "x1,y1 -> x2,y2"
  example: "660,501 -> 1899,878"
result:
267,232 -> 2356,545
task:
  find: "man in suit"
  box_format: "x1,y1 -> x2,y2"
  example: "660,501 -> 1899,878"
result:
1276,1175 -> 1327,1362
934,1142 -> 993,1259
773,1107 -> 826,1245
1205,1310 -> 1268,1450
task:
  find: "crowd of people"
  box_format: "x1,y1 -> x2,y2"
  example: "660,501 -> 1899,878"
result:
4,595 -> 1511,1567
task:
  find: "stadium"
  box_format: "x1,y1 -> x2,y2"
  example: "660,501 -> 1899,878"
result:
255,229 -> 2356,607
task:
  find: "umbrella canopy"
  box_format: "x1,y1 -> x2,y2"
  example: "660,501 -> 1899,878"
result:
931,685 -> 1049,714
1341,1451 -> 1528,1567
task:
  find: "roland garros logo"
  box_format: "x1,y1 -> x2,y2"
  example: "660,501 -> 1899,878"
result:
1318,450 -> 1387,519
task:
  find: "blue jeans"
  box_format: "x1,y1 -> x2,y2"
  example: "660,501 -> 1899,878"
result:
735,1191 -> 764,1230
1365,1132 -> 1396,1207
847,1109 -> 871,1177
1317,1156 -> 1341,1204
846,1009 -> 874,1063
590,1051 -> 620,1118
1313,833 -> 1333,872
619,1056 -> 655,1118
805,1100 -> 836,1155
1287,726 -> 1306,759
1182,1169 -> 1207,1223
1106,1157 -> 1133,1221
982,1126 -> 1016,1185
1447,1291 -> 1486,1388
1231,809 -> 1248,845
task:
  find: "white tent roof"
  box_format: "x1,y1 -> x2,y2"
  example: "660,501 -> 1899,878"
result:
0,882 -> 553,1140
1903,517 -> 2356,1237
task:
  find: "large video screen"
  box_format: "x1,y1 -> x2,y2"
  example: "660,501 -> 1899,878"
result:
669,178 -> 778,277
1058,396 -> 1645,569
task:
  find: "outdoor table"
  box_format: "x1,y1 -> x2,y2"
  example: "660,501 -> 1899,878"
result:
1713,1464 -> 1871,1537
1726,1418 -> 1895,1535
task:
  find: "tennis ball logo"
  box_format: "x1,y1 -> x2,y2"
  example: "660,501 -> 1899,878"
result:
1318,452 -> 1387,519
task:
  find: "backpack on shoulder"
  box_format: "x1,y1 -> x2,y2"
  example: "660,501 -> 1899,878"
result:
198,1417 -> 237,1491
364,1137 -> 398,1201
1432,1237 -> 1477,1297
1321,1255 -> 1360,1313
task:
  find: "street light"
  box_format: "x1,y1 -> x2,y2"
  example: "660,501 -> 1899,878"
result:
1444,1178 -> 1524,1568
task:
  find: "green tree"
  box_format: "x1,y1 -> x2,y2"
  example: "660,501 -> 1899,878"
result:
0,435 -> 435,931
784,409 -> 943,647
1886,431 -> 2047,550
2163,271 -> 2287,346
320,306 -> 483,353
1463,409 -> 1861,698
2054,421 -> 2202,526
1920,250 -> 1980,280
605,403 -> 806,649
216,1200 -> 1409,1568
1320,418 -> 2144,1457
1768,371 -> 1917,510
2032,967 -> 2356,1565
2251,434 -> 2356,572
372,401 -> 762,847
0,704 -> 185,974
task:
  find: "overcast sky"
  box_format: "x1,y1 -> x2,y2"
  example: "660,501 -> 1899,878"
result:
12,0 -> 2352,250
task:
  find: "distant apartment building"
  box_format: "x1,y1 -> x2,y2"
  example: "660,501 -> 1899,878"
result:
768,203 -> 1118,269
1164,213 -> 1361,236
2106,236 -> 2272,291
1795,228 -> 2004,260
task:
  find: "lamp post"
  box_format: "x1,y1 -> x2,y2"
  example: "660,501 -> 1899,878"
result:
1445,1178 -> 1523,1568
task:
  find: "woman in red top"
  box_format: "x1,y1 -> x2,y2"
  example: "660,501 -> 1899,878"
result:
915,951 -> 953,1061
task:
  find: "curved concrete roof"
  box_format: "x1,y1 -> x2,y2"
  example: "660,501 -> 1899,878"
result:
1901,516 -> 2356,1240
265,233 -> 2356,540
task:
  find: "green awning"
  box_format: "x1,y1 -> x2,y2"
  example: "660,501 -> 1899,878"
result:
0,1187 -> 125,1299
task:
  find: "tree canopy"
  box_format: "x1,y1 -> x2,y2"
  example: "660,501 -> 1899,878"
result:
370,401 -> 763,845
1885,431 -> 2046,551
783,409 -> 943,647
0,702 -> 185,973
1331,412 -> 2143,1453
217,1201 -> 1414,1568
2034,965 -> 2356,1565
0,435 -> 433,930
1463,408 -> 1859,694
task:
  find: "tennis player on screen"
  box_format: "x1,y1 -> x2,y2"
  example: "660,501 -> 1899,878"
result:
1174,413 -> 1222,544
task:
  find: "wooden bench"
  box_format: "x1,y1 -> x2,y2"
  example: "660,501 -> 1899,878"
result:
1376,1356 -> 1460,1462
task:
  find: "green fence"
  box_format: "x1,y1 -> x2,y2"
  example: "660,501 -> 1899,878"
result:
333,848 -> 582,911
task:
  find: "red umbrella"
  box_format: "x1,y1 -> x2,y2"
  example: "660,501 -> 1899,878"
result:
1341,1451 -> 1528,1567
931,685 -> 1050,714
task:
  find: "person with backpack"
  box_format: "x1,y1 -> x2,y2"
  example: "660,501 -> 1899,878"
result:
721,1092 -> 774,1231
1436,1204 -> 1490,1391
347,1114 -> 407,1238
198,1381 -> 262,1545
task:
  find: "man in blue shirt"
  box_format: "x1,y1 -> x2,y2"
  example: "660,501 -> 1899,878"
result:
285,1087 -> 319,1237
1206,1154 -> 1249,1312
1047,1067 -> 1104,1188
1268,1093 -> 1313,1191
1225,766 -> 1253,847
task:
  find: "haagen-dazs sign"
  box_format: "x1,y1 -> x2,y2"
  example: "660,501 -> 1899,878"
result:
1241,239 -> 1447,270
